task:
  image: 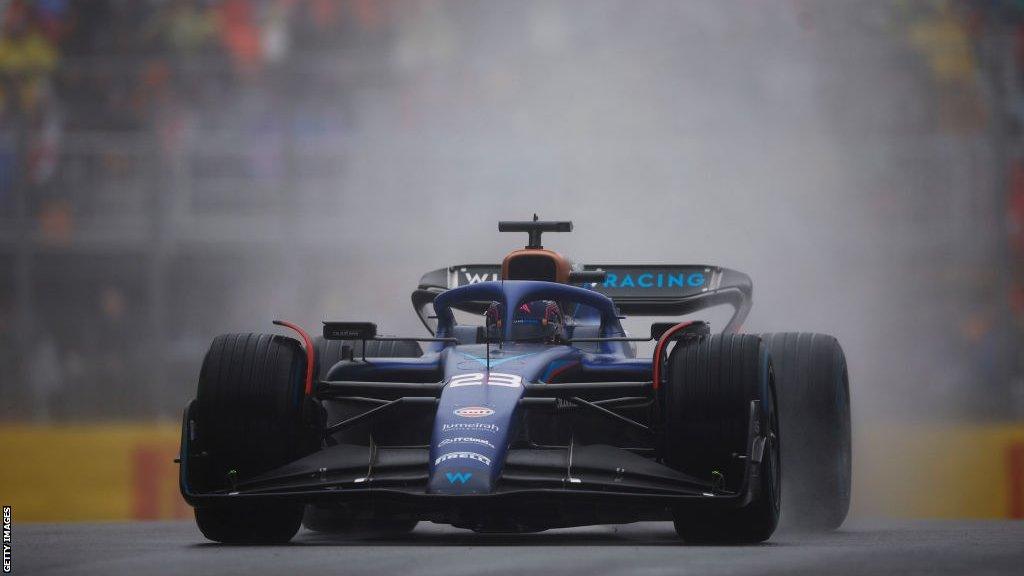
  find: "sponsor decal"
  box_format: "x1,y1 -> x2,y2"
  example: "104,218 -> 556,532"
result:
448,372 -> 523,388
442,423 -> 500,433
456,266 -> 710,291
438,437 -> 496,449
459,269 -> 500,285
448,373 -> 482,387
435,452 -> 492,466
602,271 -> 705,289
454,406 -> 494,418
445,471 -> 473,485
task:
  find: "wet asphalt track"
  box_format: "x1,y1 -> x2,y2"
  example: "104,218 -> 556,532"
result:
16,519 -> 1024,575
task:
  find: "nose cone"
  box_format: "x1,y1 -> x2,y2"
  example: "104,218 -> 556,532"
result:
427,370 -> 524,494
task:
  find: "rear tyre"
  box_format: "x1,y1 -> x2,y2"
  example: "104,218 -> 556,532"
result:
663,334 -> 781,544
303,336 -> 421,536
191,333 -> 322,544
313,336 -> 422,380
760,332 -> 851,531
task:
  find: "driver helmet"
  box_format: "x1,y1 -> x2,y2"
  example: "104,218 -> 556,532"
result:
510,300 -> 565,343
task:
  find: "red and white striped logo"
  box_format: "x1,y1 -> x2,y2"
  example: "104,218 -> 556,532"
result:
454,406 -> 494,418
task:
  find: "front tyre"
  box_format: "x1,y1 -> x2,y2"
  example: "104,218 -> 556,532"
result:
196,504 -> 305,545
663,334 -> 781,544
190,333 -> 322,544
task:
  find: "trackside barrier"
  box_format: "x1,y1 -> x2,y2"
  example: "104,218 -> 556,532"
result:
852,422 -> 1024,519
0,424 -> 186,522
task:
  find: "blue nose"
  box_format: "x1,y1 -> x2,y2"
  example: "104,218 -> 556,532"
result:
427,370 -> 525,494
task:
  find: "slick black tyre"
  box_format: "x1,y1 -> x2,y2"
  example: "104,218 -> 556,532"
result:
663,334 -> 781,544
760,332 -> 851,531
192,333 -> 322,544
195,504 -> 304,545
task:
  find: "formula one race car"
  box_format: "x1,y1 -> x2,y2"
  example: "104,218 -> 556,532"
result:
178,218 -> 851,544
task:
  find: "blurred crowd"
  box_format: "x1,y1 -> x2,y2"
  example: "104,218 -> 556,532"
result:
925,0 -> 1024,416
0,0 -> 399,419
0,0 -> 396,219
1,0 -> 1024,421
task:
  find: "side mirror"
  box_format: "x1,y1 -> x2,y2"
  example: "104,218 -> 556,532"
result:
323,321 -> 377,340
650,321 -> 710,341
650,322 -> 676,340
568,270 -> 607,284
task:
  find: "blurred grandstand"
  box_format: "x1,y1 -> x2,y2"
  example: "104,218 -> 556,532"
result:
0,0 -> 1015,426
0,0 -> 396,420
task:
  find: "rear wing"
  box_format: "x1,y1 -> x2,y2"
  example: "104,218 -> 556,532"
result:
412,264 -> 752,334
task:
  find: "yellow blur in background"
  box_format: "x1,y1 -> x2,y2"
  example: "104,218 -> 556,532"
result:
0,424 -> 187,522
855,423 -> 1024,519
1,422 -> 1023,522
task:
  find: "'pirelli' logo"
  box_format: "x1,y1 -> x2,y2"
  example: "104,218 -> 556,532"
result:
3,505 -> 11,573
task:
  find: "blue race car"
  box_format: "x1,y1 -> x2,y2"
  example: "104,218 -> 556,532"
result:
179,218 -> 851,543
